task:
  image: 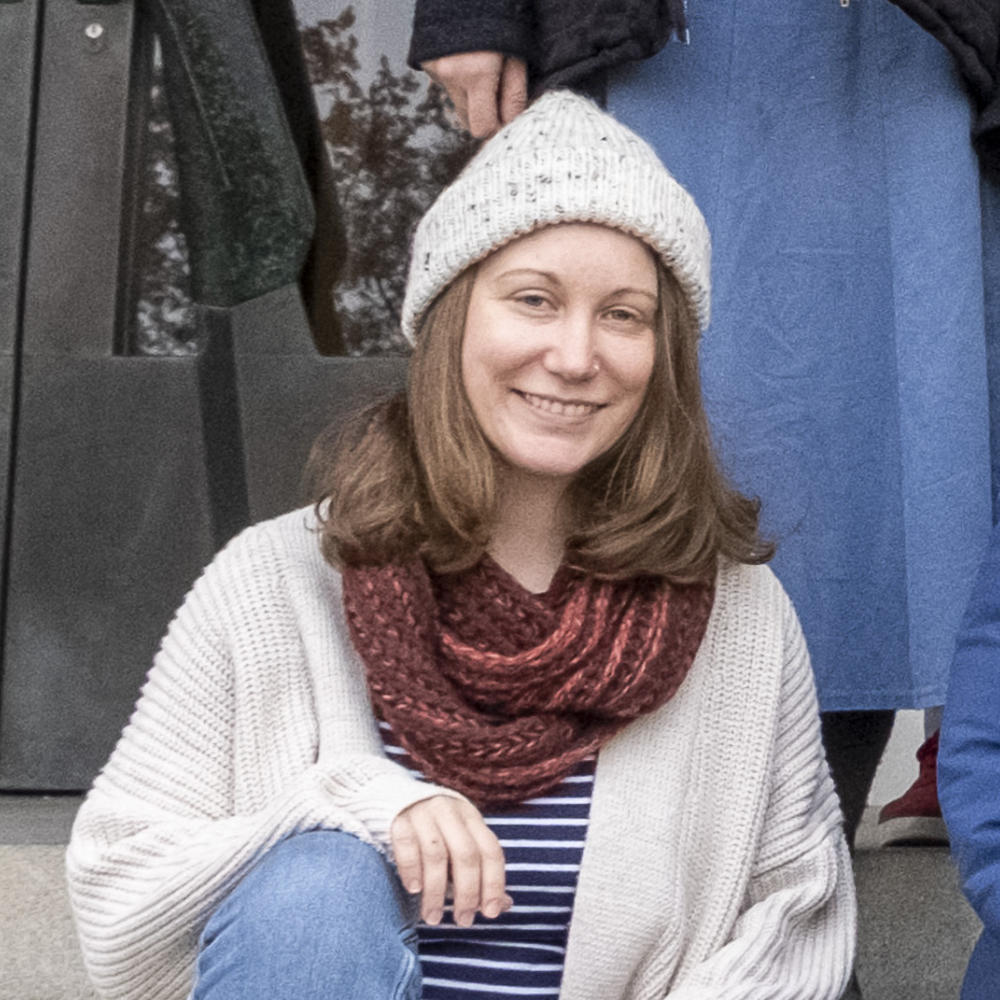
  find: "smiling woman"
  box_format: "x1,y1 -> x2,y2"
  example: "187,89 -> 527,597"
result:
462,225 -> 656,486
318,225 -> 767,585
68,90 -> 855,1000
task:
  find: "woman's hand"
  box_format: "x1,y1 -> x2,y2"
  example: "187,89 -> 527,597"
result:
421,52 -> 528,138
391,795 -> 511,926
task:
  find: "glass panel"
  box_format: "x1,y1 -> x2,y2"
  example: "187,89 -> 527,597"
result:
125,1 -> 471,358
297,1 -> 475,355
128,36 -> 200,357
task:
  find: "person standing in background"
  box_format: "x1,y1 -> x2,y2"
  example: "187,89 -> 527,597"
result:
409,0 -> 998,853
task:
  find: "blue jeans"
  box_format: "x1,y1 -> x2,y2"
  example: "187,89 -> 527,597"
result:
192,830 -> 422,999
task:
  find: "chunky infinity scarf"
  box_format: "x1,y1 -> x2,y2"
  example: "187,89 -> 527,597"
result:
341,557 -> 714,808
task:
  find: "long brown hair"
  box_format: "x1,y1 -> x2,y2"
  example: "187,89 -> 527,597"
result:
311,258 -> 772,582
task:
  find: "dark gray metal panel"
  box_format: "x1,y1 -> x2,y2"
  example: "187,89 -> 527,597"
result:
20,0 -> 133,357
195,310 -> 251,545
230,286 -> 407,521
237,353 -> 407,519
0,1 -> 40,596
0,1 -> 406,790
0,355 -> 216,789
0,0 -> 38,357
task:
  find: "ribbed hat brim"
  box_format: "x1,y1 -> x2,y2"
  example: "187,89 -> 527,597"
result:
401,90 -> 711,342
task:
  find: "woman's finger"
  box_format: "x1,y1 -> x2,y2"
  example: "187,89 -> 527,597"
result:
434,803 -> 485,927
390,810 -> 424,895
460,802 -> 508,918
404,806 -> 451,925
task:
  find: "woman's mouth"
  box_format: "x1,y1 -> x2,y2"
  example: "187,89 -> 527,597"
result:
516,390 -> 604,417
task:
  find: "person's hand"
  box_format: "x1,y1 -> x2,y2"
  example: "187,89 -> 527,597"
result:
391,795 -> 511,926
421,52 -> 528,138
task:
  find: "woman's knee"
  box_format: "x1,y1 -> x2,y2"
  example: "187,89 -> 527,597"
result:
194,830 -> 421,999
240,830 -> 407,921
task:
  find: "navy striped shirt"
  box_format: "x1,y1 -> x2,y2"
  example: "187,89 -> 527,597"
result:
379,720 -> 595,998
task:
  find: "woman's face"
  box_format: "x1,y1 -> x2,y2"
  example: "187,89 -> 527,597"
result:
461,223 -> 659,488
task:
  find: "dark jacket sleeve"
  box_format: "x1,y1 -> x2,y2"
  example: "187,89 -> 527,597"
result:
974,90 -> 1000,168
939,521 -> 1000,936
530,0 -> 684,93
408,0 -> 533,67
409,0 -> 684,97
888,0 -> 1000,167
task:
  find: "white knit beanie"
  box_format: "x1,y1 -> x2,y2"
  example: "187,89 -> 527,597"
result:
401,89 -> 711,343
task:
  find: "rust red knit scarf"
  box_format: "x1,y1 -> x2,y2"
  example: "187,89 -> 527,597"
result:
341,557 -> 714,808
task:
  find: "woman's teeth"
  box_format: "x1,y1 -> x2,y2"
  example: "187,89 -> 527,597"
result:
519,391 -> 601,417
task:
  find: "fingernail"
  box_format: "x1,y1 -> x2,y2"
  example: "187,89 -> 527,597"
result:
482,900 -> 501,919
425,909 -> 443,926
502,894 -> 514,911
455,910 -> 474,927
406,882 -> 421,894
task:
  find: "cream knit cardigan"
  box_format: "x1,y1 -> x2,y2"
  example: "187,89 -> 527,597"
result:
66,508 -> 855,1000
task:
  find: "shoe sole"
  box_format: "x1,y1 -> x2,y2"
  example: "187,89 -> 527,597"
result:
876,814 -> 949,848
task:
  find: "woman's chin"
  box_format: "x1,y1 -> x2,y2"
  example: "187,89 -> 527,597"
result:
497,455 -> 582,488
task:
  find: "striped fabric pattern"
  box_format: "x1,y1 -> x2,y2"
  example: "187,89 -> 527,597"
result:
380,720 -> 594,998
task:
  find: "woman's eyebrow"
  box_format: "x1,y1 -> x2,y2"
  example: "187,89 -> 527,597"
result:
606,287 -> 657,302
493,270 -> 657,301
493,268 -> 560,283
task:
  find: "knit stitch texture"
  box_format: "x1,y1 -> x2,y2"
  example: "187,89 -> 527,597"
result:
66,508 -> 854,1000
400,89 -> 712,341
342,555 -> 713,807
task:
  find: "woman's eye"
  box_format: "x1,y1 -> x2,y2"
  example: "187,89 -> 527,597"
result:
606,308 -> 640,323
515,294 -> 549,309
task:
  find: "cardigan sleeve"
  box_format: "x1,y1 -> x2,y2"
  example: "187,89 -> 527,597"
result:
668,594 -> 856,1000
939,522 -> 1000,936
65,526 -> 454,1000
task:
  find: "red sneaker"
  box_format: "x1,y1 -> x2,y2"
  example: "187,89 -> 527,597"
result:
876,730 -> 949,847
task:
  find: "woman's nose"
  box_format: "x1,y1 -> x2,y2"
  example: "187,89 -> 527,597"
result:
544,314 -> 598,381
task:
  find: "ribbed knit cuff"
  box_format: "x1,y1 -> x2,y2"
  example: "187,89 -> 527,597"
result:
319,753 -> 466,848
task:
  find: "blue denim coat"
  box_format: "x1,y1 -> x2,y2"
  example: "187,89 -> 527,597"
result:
609,0 -> 998,710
